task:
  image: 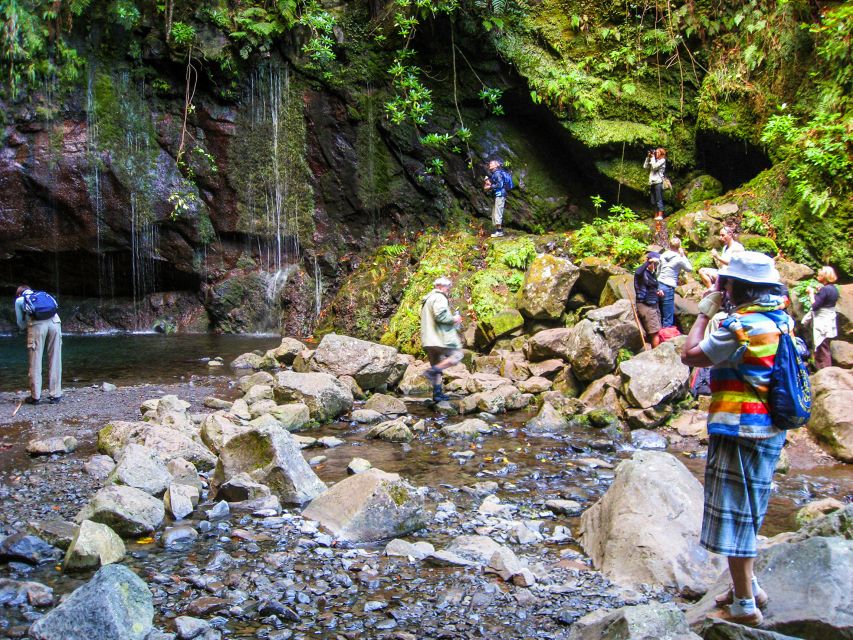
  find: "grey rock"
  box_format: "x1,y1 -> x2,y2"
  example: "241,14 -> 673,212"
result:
351,409 -> 384,424
568,602 -> 700,640
215,473 -> 271,502
25,521 -> 78,551
106,443 -> 172,496
367,418 -> 414,443
268,403 -> 312,432
579,451 -> 724,593
83,455 -> 116,482
161,525 -> 199,548
303,469 -> 427,542
63,520 -> 125,571
76,485 -> 165,537
212,424 -> 326,506
618,341 -> 690,409
384,538 -> 434,560
630,429 -> 668,450
364,393 -> 407,415
28,564 -> 153,640
441,418 -> 492,439
0,533 -> 62,565
525,402 -> 569,433
0,578 -> 53,607
27,436 -> 78,456
309,334 -> 399,390
205,501 -> 230,520
347,458 -> 373,474
164,483 -> 199,520
273,371 -> 354,422
166,458 -> 203,493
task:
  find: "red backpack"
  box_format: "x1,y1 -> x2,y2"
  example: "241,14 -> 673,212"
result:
658,326 -> 682,342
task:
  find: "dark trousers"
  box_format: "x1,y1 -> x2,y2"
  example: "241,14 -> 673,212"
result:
814,339 -> 832,369
650,182 -> 664,212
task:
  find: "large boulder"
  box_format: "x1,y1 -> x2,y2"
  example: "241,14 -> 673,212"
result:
579,451 -> 725,592
517,254 -> 580,320
200,413 -> 252,454
598,273 -> 635,307
106,444 -> 171,496
97,421 -> 216,471
836,283 -> 853,340
525,403 -> 569,433
364,393 -> 407,416
576,257 -> 628,301
272,337 -> 305,365
302,469 -> 427,542
831,341 -> 853,369
309,334 -> 399,390
807,367 -> 853,462
688,536 -> 852,639
396,361 -> 433,396
28,564 -> 153,640
586,299 -> 644,353
75,486 -> 165,537
212,425 -> 326,506
475,309 -> 525,347
525,328 -> 572,362
63,520 -> 125,571
568,602 -> 700,640
618,341 -> 691,409
273,371 -> 353,422
563,319 -> 619,382
366,418 -> 414,443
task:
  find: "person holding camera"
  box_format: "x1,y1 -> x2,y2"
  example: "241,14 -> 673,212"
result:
643,147 -> 667,221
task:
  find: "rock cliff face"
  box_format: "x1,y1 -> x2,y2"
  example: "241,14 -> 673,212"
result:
1,1 -> 846,333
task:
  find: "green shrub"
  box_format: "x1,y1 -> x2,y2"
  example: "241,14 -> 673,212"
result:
571,204 -> 650,267
742,236 -> 778,256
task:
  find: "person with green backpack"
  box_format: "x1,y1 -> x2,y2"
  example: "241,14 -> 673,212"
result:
681,251 -> 809,627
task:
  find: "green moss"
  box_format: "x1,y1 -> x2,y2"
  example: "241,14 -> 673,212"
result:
567,119 -> 663,148
742,236 -> 779,256
386,482 -> 410,507
587,409 -> 618,428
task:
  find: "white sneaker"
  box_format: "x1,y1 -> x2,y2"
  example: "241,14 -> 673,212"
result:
491,230 -> 504,237
654,213 -> 664,221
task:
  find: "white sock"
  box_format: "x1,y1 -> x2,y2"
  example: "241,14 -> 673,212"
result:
730,597 -> 757,616
752,575 -> 761,593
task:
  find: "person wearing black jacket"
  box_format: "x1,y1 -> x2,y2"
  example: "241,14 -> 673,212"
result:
634,252 -> 664,347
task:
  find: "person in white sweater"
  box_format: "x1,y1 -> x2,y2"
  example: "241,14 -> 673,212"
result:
658,237 -> 693,328
643,147 -> 667,220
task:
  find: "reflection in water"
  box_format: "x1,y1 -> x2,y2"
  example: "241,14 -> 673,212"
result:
0,333 -> 281,391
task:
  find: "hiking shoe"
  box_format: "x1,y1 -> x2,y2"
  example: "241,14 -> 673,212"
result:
490,230 -> 505,237
24,396 -> 40,405
715,585 -> 768,609
432,392 -> 451,402
707,607 -> 763,627
48,396 -> 62,404
654,213 -> 664,221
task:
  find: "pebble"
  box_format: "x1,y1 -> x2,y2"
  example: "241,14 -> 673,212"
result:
309,455 -> 327,466
205,501 -> 230,520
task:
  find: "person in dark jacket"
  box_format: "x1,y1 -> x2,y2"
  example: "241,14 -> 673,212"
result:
805,266 -> 839,369
484,159 -> 507,237
634,252 -> 664,347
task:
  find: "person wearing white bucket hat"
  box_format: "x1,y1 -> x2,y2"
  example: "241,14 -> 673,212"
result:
681,251 -> 793,627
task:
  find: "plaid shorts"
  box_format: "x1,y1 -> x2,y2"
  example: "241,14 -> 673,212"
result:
700,432 -> 785,557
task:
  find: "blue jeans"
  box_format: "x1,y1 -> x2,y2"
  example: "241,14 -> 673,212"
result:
650,182 -> 664,212
659,283 -> 675,327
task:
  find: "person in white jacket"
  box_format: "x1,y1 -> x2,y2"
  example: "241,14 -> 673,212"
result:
643,147 -> 667,220
419,277 -> 463,402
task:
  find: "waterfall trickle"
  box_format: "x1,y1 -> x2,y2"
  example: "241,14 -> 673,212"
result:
86,66 -> 112,298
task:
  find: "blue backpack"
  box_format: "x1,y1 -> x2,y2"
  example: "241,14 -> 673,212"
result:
23,290 -> 59,320
501,169 -> 514,191
766,317 -> 812,430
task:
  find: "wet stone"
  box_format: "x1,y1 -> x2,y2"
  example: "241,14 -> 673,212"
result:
0,533 -> 62,565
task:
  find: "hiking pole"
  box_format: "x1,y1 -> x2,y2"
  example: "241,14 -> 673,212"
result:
11,399 -> 24,418
630,301 -> 648,350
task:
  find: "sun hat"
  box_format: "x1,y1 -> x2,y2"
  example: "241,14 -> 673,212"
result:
647,251 -> 661,261
718,251 -> 781,285
434,277 -> 452,287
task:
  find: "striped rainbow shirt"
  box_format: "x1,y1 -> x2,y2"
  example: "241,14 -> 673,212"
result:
699,308 -> 791,439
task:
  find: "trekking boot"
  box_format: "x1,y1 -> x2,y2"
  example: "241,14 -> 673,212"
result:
24,396 -> 40,405
490,228 -> 504,238
432,384 -> 451,403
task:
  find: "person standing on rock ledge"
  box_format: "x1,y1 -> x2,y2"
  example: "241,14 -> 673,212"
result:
14,285 -> 63,405
634,251 -> 664,348
681,251 -> 792,627
420,277 -> 463,403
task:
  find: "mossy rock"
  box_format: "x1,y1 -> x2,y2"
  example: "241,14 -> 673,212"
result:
475,309 -> 525,347
567,119 -> 663,149
676,174 -> 724,206
742,235 -> 779,257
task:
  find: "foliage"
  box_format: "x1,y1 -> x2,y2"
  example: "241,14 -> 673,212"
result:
742,236 -> 778,257
170,21 -> 196,46
570,204 -> 650,267
298,2 -> 337,74
379,244 -> 407,257
740,210 -> 768,235
791,279 -> 819,313
486,236 -> 536,270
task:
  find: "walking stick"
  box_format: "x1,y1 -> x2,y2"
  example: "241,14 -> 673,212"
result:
11,399 -> 24,418
630,300 -> 648,350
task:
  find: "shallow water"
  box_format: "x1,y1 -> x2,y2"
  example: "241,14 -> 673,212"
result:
0,333 -> 283,391
0,338 -> 850,638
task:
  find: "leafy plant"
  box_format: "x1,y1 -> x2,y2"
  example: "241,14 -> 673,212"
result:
170,22 -> 196,46
571,204 -> 650,266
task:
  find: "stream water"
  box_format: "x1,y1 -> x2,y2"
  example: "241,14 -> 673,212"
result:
0,335 -> 850,638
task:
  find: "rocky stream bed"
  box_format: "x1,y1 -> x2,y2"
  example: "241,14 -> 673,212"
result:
0,355 -> 850,640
